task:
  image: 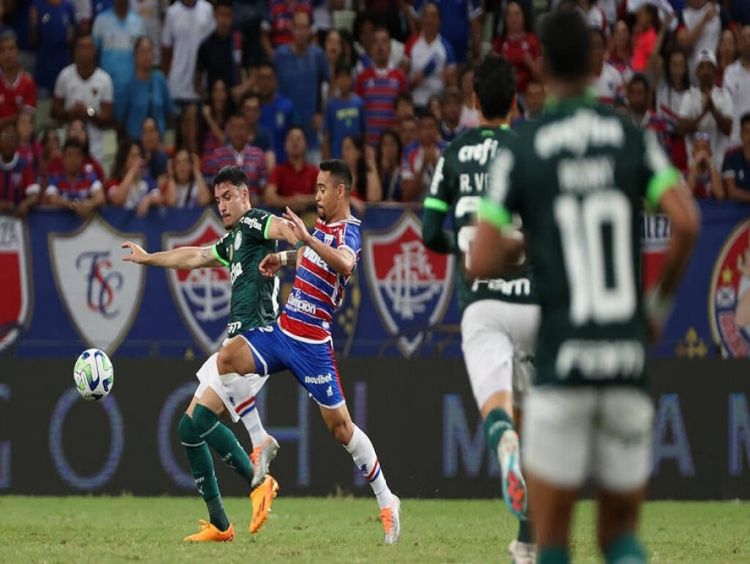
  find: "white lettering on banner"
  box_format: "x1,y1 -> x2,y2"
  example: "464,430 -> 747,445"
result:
49,216 -> 145,355
642,213 -> 671,252
555,339 -> 645,379
535,110 -> 624,158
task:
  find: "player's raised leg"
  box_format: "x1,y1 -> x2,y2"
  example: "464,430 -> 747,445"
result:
319,404 -> 400,545
179,395 -> 234,542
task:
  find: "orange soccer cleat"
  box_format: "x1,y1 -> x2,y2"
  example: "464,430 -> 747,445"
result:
249,474 -> 279,533
183,520 -> 235,542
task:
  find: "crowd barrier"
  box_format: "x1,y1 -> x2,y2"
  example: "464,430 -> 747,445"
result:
1,200 -> 749,359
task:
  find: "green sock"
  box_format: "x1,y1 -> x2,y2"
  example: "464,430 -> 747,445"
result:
483,408 -> 514,457
192,404 -> 255,486
538,545 -> 570,564
604,533 -> 646,564
517,518 -> 533,543
178,414 -> 229,531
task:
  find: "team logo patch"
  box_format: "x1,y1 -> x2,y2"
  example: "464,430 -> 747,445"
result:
49,216 -> 145,354
0,216 -> 33,352
641,212 -> 671,293
363,210 -> 454,357
709,220 -> 750,357
164,210 -> 231,354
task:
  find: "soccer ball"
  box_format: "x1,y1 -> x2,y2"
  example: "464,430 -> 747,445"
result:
73,348 -> 114,401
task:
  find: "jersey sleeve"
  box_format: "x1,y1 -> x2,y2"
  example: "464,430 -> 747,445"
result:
212,233 -> 231,266
240,208 -> 273,240
424,153 -> 453,213
478,143 -> 521,230
339,223 -> 361,265
641,129 -> 680,209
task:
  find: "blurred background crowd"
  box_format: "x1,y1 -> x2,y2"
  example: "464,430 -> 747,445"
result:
0,0 -> 748,219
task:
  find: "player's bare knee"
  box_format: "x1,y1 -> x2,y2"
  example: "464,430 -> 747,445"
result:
329,417 -> 354,444
217,345 -> 240,374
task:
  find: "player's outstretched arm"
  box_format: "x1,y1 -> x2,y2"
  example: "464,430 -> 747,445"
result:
121,242 -> 221,269
283,207 -> 355,277
265,215 -> 300,246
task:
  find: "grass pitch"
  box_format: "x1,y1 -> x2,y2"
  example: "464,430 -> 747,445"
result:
0,496 -> 747,563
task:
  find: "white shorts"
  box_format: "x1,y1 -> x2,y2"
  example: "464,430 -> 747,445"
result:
194,349 -> 269,423
461,300 -> 540,409
522,386 -> 654,492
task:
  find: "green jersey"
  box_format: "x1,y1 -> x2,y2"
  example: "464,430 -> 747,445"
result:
423,126 -> 536,312
212,208 -> 279,337
480,98 -> 679,388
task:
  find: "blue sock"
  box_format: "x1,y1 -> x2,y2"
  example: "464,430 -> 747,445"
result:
538,545 -> 570,563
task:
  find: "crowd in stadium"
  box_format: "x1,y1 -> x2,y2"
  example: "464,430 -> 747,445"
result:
0,0 -> 748,218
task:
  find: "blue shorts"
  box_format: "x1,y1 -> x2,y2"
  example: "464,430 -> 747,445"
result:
240,323 -> 346,408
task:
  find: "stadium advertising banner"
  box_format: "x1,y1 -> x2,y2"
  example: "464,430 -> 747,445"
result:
0,359 -> 748,499
4,200 -> 750,359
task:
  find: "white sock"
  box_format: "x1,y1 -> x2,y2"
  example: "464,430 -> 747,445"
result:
221,371 -> 269,448
344,425 -> 393,509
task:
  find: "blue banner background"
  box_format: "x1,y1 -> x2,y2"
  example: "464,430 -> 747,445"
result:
8,200 -> 750,358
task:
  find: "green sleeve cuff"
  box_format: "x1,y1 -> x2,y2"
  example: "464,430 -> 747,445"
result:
478,198 -> 512,229
423,197 -> 449,212
294,239 -> 306,250
646,167 -> 680,209
212,245 -> 229,267
263,215 -> 272,240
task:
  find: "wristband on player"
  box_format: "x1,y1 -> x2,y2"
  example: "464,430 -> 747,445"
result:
279,252 -> 287,266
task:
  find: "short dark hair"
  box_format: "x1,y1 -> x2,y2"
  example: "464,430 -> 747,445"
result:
474,55 -> 516,119
214,0 -> 233,9
741,113 -> 750,129
335,62 -> 352,77
628,73 -> 650,92
213,166 -> 249,190
63,138 -> 85,153
286,124 -> 307,140
394,92 -> 413,110
541,9 -> 591,81
319,159 -> 353,192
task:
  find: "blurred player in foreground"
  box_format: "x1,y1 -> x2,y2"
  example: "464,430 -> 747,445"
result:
470,9 -> 699,564
122,166 -> 296,541
422,55 -> 539,563
218,159 -> 402,544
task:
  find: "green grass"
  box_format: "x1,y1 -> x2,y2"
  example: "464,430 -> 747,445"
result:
0,497 -> 748,562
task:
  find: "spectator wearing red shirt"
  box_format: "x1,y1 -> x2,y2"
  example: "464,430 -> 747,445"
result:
0,122 -> 39,217
46,118 -> 107,181
355,26 -> 408,146
491,1 -> 541,95
0,30 -> 36,127
16,110 -> 41,175
261,0 -> 312,57
43,138 -> 105,219
264,125 -> 317,210
203,113 -> 267,201
631,4 -> 660,73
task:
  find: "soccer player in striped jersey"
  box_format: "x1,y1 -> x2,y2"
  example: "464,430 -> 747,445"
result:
122,166 -> 297,542
470,10 -> 699,564
217,159 -> 402,544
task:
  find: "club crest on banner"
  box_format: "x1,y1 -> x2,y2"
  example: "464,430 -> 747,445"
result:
164,211 -> 231,354
363,210 -> 454,357
710,220 -> 750,357
0,216 -> 33,352
49,216 -> 145,355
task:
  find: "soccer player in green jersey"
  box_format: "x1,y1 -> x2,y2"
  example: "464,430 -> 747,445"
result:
470,10 -> 699,564
122,166 -> 297,541
422,55 -> 539,563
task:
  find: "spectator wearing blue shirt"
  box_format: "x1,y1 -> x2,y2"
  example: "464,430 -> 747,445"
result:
92,0 -> 145,121
240,92 -> 276,172
257,59 -> 297,163
273,9 -> 328,157
323,62 -> 364,160
723,113 -> 750,202
121,36 -> 173,141
30,0 -> 76,92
